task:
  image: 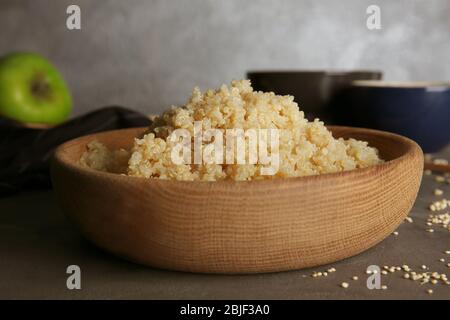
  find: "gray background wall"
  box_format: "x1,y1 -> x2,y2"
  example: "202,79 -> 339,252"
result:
1,0 -> 449,116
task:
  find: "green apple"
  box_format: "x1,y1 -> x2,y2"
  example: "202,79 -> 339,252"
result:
0,52 -> 72,124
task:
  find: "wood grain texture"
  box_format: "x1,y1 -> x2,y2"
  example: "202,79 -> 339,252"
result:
51,126 -> 423,274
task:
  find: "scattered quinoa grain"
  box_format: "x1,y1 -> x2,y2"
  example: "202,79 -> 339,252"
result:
433,158 -> 449,165
341,282 -> 349,288
404,217 -> 413,223
427,212 -> 450,232
429,199 -> 450,212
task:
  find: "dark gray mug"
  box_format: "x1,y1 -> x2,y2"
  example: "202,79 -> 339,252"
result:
247,70 -> 383,123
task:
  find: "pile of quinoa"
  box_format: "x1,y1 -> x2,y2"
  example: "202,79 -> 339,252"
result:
80,80 -> 382,181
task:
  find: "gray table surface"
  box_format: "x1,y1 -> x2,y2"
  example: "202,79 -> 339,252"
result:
1,149 -> 450,300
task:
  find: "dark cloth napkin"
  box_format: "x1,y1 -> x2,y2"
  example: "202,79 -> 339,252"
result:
0,106 -> 151,197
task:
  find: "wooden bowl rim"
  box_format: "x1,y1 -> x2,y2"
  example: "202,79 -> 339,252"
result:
53,126 -> 422,186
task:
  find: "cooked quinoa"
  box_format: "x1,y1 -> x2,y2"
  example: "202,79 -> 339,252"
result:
80,80 -> 383,180
79,140 -> 129,174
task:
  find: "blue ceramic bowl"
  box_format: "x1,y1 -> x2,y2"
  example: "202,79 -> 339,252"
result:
332,81 -> 450,153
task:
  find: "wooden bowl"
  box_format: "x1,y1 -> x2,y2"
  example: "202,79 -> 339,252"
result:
51,126 -> 423,274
